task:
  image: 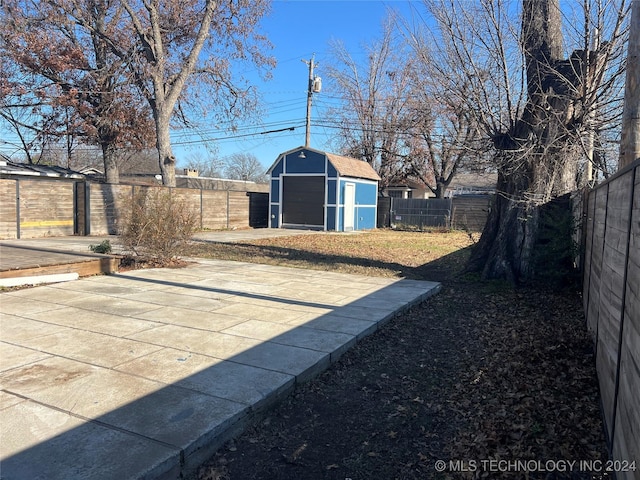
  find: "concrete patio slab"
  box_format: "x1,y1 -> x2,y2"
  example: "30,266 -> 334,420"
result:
0,254 -> 440,480
0,399 -> 180,480
26,307 -> 163,336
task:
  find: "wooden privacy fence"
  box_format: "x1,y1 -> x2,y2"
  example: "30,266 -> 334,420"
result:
0,178 -> 77,239
0,179 -> 269,239
582,158 -> 639,479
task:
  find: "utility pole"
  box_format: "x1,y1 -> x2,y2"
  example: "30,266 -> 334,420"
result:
619,0 -> 640,169
302,54 -> 319,148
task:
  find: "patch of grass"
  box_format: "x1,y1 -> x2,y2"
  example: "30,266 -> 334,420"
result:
186,229 -> 475,281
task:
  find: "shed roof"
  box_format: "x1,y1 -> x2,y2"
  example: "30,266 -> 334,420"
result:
326,152 -> 381,181
269,146 -> 380,182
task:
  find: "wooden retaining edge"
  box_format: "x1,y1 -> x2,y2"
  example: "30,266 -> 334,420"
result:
0,257 -> 119,279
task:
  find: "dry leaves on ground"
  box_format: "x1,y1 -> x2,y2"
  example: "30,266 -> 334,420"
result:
191,278 -> 608,480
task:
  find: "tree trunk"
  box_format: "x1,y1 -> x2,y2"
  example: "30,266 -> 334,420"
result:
154,103 -> 176,187
467,0 -> 582,283
102,143 -> 119,184
467,159 -> 537,282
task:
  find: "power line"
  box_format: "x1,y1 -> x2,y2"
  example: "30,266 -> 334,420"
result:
156,123 -> 306,146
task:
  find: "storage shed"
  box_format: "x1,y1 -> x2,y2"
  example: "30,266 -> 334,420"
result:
268,146 -> 381,231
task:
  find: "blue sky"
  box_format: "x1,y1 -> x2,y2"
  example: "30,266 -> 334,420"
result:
172,0 -> 420,171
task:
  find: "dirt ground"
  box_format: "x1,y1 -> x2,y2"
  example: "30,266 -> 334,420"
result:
186,231 -> 609,480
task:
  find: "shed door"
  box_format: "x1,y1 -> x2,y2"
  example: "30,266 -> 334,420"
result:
282,176 -> 325,226
343,182 -> 355,231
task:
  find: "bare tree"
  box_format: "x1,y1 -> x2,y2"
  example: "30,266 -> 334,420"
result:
183,152 -> 225,178
0,0 -> 155,182
328,13 -> 484,196
114,0 -> 274,187
326,18 -> 412,188
401,35 -> 486,197
422,0 -> 629,282
223,152 -> 267,183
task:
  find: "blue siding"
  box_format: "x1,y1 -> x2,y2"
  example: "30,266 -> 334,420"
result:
337,179 -> 377,231
355,182 -> 378,205
355,207 -> 377,230
337,205 -> 376,230
339,179 -> 377,205
271,159 -> 284,177
327,161 -> 338,178
285,150 -> 326,174
270,205 -> 279,228
327,179 -> 337,205
270,179 -> 280,203
326,206 -> 336,231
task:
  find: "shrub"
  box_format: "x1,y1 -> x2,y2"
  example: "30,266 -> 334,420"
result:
533,194 -> 581,287
117,188 -> 198,264
89,239 -> 112,254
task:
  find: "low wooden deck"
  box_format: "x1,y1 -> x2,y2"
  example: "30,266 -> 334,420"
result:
0,243 -> 118,279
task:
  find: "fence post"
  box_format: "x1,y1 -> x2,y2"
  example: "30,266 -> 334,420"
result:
583,188 -> 596,327
226,190 -> 230,229
85,182 -> 91,235
15,179 -> 20,239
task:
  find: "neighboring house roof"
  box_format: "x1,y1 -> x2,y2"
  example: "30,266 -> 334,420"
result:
447,172 -> 497,194
0,160 -> 84,179
269,146 -> 381,182
386,177 -> 430,190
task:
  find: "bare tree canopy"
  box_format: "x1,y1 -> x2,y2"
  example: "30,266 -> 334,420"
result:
115,0 -> 274,186
0,0 -> 155,182
326,18 -> 411,189
327,14 -> 486,197
223,152 -> 268,183
1,0 -> 274,186
420,0 -> 630,281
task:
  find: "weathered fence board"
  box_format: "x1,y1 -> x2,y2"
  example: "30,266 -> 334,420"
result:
0,179 -> 76,238
377,197 -> 392,228
450,196 -> 493,231
88,183 -> 128,235
586,186 -> 608,335
0,180 -> 17,238
583,159 -> 639,479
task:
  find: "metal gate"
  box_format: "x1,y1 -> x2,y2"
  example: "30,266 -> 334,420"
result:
390,198 -> 452,230
248,192 -> 269,228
